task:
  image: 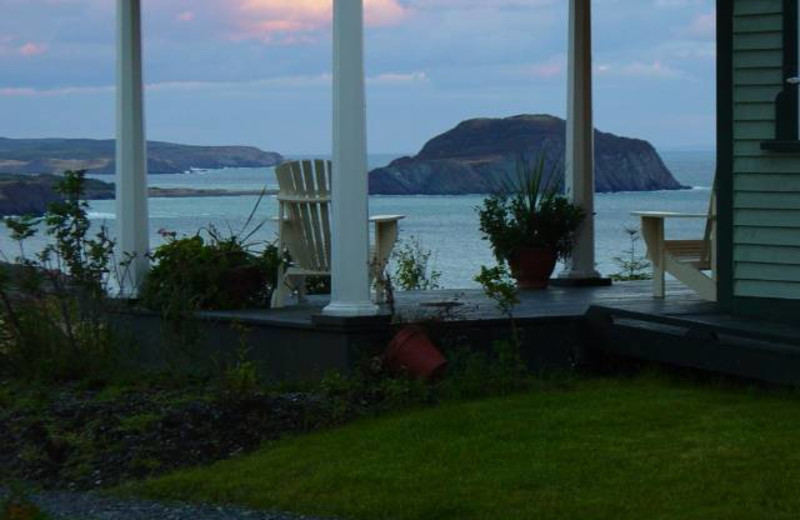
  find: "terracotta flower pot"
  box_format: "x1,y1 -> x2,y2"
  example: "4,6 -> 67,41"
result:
508,247 -> 558,289
384,326 -> 448,381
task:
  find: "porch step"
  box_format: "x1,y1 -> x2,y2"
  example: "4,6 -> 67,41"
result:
585,305 -> 800,386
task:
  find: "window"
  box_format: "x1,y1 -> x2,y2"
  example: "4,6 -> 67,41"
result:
762,0 -> 800,150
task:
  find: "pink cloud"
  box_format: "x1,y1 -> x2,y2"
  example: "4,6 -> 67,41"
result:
0,87 -> 37,96
232,0 -> 409,43
686,12 -> 715,38
519,56 -> 565,80
18,42 -> 48,56
177,11 -> 195,22
528,62 -> 563,79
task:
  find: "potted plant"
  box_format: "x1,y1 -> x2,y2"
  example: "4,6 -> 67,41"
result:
477,156 -> 585,288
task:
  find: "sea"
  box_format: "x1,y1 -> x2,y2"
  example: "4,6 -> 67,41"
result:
0,151 -> 715,289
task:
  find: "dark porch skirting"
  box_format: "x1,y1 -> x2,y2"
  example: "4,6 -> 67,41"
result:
111,281 -> 800,385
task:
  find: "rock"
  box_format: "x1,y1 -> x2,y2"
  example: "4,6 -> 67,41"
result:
0,137 -> 283,175
369,114 -> 687,194
0,174 -> 114,217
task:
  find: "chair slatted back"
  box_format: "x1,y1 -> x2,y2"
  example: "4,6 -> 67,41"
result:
275,160 -> 332,272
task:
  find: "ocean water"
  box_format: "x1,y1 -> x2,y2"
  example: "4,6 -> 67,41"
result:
1,151 -> 715,289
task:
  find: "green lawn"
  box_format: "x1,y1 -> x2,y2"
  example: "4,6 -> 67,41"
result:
124,375 -> 800,520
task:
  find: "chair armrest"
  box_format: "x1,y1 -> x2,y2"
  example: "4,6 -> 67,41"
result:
369,214 -> 405,223
631,211 -> 712,219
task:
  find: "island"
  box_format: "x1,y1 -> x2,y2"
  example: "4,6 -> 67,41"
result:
0,174 -> 275,217
368,114 -> 686,195
0,137 -> 283,175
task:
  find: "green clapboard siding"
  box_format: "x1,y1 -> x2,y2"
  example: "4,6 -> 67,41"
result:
736,174 -> 800,191
736,280 -> 800,299
734,121 -> 777,139
735,140 -> 772,156
735,245 -> 800,265
732,0 -> 800,302
735,192 -> 800,209
734,49 -> 783,67
734,102 -> 774,121
734,13 -> 783,32
734,31 -> 782,50
735,226 -> 800,246
737,262 -> 800,282
734,84 -> 784,103
735,157 -> 800,173
735,209 -> 800,227
735,0 -> 781,16
734,68 -> 784,85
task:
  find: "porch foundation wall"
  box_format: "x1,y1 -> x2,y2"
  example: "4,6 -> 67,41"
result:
108,310 -> 590,382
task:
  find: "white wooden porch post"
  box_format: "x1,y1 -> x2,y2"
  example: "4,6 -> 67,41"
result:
323,0 -> 378,316
560,0 -> 602,281
116,0 -> 150,295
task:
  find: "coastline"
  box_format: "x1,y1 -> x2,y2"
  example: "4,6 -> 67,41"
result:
147,188 -> 277,198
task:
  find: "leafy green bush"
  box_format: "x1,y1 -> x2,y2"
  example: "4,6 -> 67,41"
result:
140,228 -> 280,312
0,170 -> 119,382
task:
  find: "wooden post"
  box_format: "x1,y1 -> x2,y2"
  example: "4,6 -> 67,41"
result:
559,0 -> 602,282
323,0 -> 378,316
116,0 -> 150,295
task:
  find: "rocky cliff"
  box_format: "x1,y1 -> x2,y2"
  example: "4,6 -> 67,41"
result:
0,138 -> 283,175
369,115 -> 686,194
0,174 -> 114,216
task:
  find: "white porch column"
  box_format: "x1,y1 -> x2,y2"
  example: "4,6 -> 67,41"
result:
116,0 -> 150,295
323,0 -> 378,316
560,0 -> 601,281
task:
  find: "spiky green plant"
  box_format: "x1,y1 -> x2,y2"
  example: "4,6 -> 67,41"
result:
478,155 -> 585,263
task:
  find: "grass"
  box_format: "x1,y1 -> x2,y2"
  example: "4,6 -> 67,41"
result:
121,373 -> 800,520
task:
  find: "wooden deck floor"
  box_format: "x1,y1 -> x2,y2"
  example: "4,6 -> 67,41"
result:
204,280 -> 716,327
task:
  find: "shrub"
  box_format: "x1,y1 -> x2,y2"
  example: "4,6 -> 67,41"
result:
392,235 -> 442,291
0,170 -> 119,382
140,228 -> 280,312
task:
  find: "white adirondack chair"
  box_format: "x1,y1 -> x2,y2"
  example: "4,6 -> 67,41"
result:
632,188 -> 717,301
271,159 -> 404,308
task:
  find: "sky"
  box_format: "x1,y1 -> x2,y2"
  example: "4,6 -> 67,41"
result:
0,0 -> 717,154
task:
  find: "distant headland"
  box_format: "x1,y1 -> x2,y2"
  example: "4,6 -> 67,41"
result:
368,114 -> 687,195
0,174 -> 274,217
0,137 -> 283,175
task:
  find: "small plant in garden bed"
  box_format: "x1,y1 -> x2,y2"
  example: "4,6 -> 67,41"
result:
1,483 -> 51,520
